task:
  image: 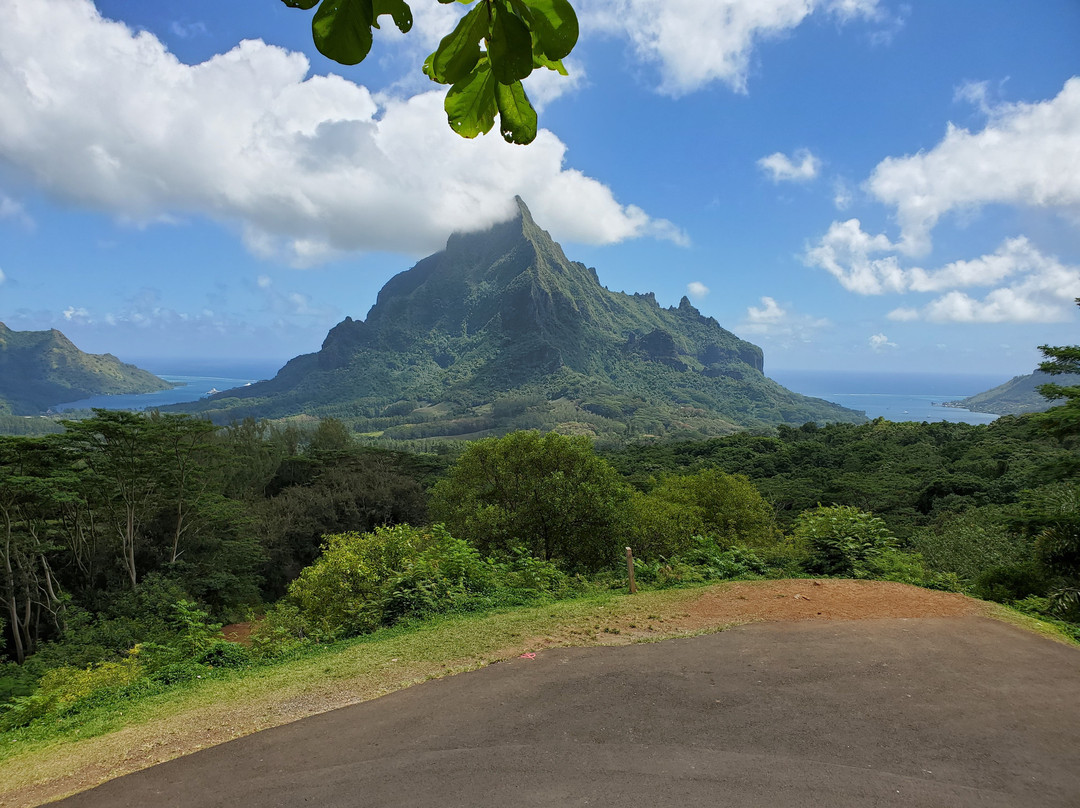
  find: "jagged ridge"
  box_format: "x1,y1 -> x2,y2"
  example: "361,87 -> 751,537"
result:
179,199 -> 863,438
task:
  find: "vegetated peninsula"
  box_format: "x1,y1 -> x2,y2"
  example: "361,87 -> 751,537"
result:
176,198 -> 864,439
0,322 -> 172,414
947,371 -> 1080,416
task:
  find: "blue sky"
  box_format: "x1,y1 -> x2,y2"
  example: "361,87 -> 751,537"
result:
0,0 -> 1077,380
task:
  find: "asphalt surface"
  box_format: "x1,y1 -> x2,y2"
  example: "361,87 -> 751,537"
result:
56,617 -> 1080,808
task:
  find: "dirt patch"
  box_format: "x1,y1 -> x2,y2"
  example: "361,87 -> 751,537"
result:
219,622 -> 255,646
527,579 -> 986,648
677,578 -> 982,625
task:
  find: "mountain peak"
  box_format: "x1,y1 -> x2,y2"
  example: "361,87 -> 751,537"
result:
180,203 -> 865,434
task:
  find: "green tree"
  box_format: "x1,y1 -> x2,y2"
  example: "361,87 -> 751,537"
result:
1033,485 -> 1080,618
282,0 -> 579,144
0,436 -> 71,662
636,469 -> 780,556
430,430 -> 630,570
1036,298 -> 1080,440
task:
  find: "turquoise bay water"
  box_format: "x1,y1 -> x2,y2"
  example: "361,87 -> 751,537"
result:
53,361 -> 282,412
55,374 -> 261,412
768,370 -> 1007,425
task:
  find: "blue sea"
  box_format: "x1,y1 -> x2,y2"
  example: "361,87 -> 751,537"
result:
53,360 -> 283,412
768,370 -> 1007,425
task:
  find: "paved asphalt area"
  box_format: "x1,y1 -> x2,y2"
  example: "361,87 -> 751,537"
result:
56,617 -> 1080,808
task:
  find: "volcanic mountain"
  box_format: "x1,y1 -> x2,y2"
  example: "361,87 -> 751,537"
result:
0,323 -> 172,415
180,199 -> 864,439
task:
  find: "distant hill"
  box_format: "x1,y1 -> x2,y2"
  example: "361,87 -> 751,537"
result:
948,371 -> 1080,416
0,323 -> 172,415
175,198 -> 864,440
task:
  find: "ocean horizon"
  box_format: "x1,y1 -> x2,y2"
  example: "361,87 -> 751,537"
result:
769,369 -> 1010,425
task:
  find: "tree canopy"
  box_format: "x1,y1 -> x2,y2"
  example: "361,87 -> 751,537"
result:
282,0 -> 579,145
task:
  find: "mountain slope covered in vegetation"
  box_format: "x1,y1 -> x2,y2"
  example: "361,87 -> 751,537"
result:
0,323 -> 171,414
952,371 -> 1080,416
179,199 -> 863,438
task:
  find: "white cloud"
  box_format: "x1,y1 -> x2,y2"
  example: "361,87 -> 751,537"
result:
0,268 -> 6,285
808,221 -> 1080,323
803,219 -> 906,295
868,77 -> 1080,255
256,275 -> 272,289
807,78 -> 1080,328
739,296 -> 829,341
868,333 -> 896,351
62,306 -> 92,323
581,0 -> 884,96
745,296 -> 786,326
757,149 -> 821,183
0,0 -> 682,266
686,281 -> 710,299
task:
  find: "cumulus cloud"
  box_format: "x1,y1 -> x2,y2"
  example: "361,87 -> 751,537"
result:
0,0 -> 682,266
739,296 -> 829,341
582,0 -> 885,96
807,221 -> 1080,323
868,77 -> 1080,255
805,78 -> 1080,327
868,333 -> 896,351
686,281 -> 710,299
803,219 -> 906,295
757,149 -> 821,183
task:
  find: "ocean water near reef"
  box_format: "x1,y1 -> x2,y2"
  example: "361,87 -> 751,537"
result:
53,360 -> 283,412
769,370 -> 1007,425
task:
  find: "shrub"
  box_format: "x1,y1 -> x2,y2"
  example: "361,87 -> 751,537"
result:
857,548 -> 960,590
793,505 -> 896,576
284,524 -> 494,639
0,649 -> 142,730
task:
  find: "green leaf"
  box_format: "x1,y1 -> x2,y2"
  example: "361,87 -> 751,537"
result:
532,50 -> 567,75
312,0 -> 375,65
495,80 -> 537,145
372,0 -> 413,33
282,0 -> 320,9
428,3 -> 489,84
521,0 -> 578,60
488,2 -> 534,84
445,60 -> 497,138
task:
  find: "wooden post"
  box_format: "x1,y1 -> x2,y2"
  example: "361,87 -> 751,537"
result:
626,546 -> 637,594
